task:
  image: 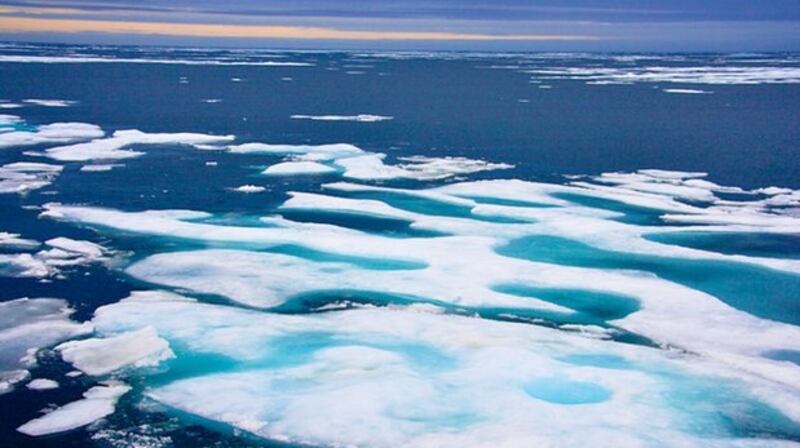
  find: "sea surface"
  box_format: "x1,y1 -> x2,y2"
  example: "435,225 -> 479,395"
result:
0,42 -> 799,447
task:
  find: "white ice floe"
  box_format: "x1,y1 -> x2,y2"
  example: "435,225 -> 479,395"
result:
46,129 -> 235,161
74,291 -> 800,447
0,232 -> 39,250
57,326 -> 174,376
524,66 -> 800,85
231,184 -> 267,193
80,164 -> 124,172
290,114 -> 394,122
26,378 -> 59,390
0,161 -> 64,194
0,114 -> 22,123
662,89 -> 712,94
17,382 -> 130,436
45,237 -> 106,259
22,99 -> 76,107
335,154 -> 513,181
0,122 -> 104,149
0,298 -> 91,394
1,236 -> 110,278
226,141 -> 510,181
262,161 -> 337,176
228,142 -> 363,160
281,191 -> 419,222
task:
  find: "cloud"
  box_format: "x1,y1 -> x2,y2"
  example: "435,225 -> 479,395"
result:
0,16 -> 601,41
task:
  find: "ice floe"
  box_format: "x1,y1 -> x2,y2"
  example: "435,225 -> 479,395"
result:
46,129 -> 235,161
524,66 -> 800,85
0,232 -> 40,250
17,382 -> 131,436
80,163 -> 124,172
227,142 -> 363,160
0,298 -> 91,394
335,153 -> 512,181
0,122 -> 104,149
26,378 -> 59,390
22,99 -> 76,107
0,161 -> 63,194
0,235 -> 111,278
231,184 -> 266,193
290,114 -> 394,122
57,326 -> 174,376
262,161 -> 337,175
662,88 -> 712,94
68,291 -> 800,447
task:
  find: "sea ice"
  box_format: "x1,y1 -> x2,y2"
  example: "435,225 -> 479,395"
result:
46,129 -> 235,161
0,298 -> 91,394
262,161 -> 337,175
0,122 -> 104,149
17,382 -> 130,436
290,114 -> 394,122
26,378 -> 59,390
57,326 -> 174,376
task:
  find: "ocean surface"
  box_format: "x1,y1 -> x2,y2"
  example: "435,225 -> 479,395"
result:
0,42 -> 799,447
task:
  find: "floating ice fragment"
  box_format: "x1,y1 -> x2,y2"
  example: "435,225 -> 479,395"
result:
27,378 -> 59,390
80,163 -> 123,172
290,114 -> 393,122
0,232 -> 39,249
17,382 -> 130,436
57,326 -> 174,376
22,99 -> 76,107
0,161 -> 63,194
0,298 -> 91,394
0,122 -> 104,149
524,66 -> 800,85
262,161 -> 336,176
231,185 -> 266,193
46,129 -> 235,161
662,89 -> 712,94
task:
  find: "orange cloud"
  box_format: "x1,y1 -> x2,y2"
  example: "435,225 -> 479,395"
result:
0,16 -> 600,41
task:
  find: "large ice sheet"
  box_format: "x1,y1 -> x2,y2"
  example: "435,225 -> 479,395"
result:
77,291 -> 800,447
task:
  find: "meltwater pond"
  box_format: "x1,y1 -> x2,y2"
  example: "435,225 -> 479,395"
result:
1,43 -> 800,447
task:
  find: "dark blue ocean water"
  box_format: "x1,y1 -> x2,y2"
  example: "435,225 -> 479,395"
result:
1,43 -> 799,447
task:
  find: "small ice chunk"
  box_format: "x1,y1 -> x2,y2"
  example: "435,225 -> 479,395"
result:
231,185 -> 266,193
262,161 -> 336,176
290,114 -> 393,122
22,99 -> 76,107
80,164 -> 123,172
17,382 -> 130,436
662,89 -> 712,94
45,237 -> 105,258
27,378 -> 59,390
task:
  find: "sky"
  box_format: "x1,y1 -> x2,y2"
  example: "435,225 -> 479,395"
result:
0,0 -> 798,51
